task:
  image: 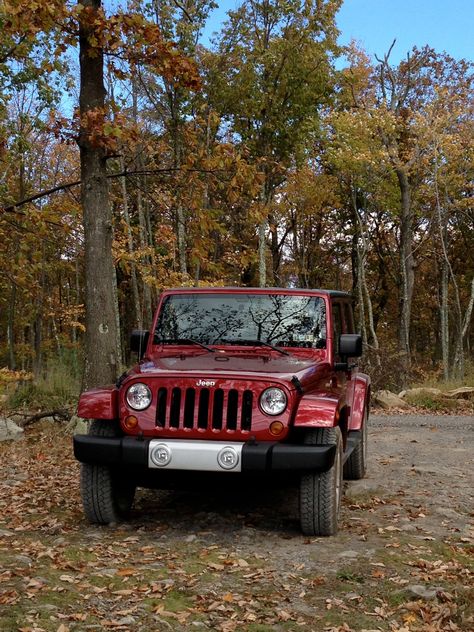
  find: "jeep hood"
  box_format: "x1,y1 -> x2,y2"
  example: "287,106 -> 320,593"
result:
127,350 -> 329,388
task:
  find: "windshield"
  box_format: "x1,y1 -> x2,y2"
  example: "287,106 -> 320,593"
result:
154,294 -> 327,349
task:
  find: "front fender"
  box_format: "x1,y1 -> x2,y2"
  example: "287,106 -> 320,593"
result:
349,373 -> 370,430
293,394 -> 340,428
77,386 -> 119,420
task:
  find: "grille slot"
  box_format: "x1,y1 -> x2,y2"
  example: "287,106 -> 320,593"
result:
198,389 -> 210,429
212,388 -> 224,430
241,390 -> 253,431
156,387 -> 167,427
227,390 -> 238,430
154,386 -> 253,432
170,388 -> 181,428
184,388 -> 195,428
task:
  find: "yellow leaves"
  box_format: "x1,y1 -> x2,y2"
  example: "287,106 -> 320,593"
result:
402,611 -> 419,625
0,367 -> 33,384
70,321 -> 86,332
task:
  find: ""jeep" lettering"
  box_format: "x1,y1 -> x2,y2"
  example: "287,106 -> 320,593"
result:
196,379 -> 216,387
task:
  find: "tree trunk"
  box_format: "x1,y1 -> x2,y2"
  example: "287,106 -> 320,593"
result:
7,282 -> 16,370
132,78 -> 153,323
268,213 -> 280,285
120,156 -> 142,329
453,276 -> 474,378
177,204 -> 187,275
32,243 -> 47,378
350,185 -> 380,363
71,257 -> 81,373
434,153 -> 464,379
79,0 -> 120,390
258,218 -> 267,287
396,168 -> 414,383
440,262 -> 450,380
136,181 -> 153,322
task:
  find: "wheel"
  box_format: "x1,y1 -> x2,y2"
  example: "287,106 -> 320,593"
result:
299,426 -> 343,536
80,420 -> 136,524
343,408 -> 368,480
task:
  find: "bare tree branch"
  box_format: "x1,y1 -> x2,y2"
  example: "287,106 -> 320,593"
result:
172,0 -> 193,23
1,166 -> 225,214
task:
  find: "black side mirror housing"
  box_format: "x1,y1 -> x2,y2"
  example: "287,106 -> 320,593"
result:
339,333 -> 363,358
130,329 -> 150,360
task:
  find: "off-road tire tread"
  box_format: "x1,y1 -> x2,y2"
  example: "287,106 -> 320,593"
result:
344,410 -> 368,480
80,420 -> 135,524
299,427 -> 342,537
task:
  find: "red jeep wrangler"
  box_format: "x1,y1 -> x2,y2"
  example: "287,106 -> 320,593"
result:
74,288 -> 370,536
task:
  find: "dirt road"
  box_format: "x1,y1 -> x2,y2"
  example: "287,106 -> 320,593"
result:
0,414 -> 472,631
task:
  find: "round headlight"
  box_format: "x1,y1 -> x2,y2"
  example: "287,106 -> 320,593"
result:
260,387 -> 287,416
126,383 -> 152,410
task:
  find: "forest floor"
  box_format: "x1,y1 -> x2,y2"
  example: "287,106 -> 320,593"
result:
0,414 -> 472,632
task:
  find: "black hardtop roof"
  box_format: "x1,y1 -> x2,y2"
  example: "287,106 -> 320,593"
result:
162,287 -> 353,300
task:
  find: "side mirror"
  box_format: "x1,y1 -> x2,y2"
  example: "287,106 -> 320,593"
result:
339,333 -> 362,358
130,329 -> 150,360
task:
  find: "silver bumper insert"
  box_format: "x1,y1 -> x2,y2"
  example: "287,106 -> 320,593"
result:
148,439 -> 244,472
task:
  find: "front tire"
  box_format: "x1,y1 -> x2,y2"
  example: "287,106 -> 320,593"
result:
343,408 -> 368,480
299,427 -> 343,536
80,420 -> 136,524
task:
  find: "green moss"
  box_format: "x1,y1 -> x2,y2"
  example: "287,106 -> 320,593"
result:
336,569 -> 365,583
162,588 -> 195,612
404,393 -> 459,411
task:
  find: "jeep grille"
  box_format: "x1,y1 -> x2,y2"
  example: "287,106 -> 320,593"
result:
155,387 -> 253,432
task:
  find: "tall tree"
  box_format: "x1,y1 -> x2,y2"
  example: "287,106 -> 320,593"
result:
78,0 -> 121,389
212,0 -> 341,286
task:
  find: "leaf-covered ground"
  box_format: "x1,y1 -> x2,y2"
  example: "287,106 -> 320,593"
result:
0,414 -> 472,632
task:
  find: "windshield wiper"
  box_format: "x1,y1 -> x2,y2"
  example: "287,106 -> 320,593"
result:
220,338 -> 290,356
157,338 -> 215,353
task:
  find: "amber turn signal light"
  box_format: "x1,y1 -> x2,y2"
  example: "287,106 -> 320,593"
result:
124,415 -> 139,430
269,421 -> 284,436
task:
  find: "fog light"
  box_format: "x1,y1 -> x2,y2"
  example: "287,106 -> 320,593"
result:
124,415 -> 138,430
150,443 -> 172,467
269,421 -> 284,436
217,446 -> 239,470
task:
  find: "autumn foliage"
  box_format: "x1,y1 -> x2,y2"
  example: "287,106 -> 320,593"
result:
0,0 -> 473,389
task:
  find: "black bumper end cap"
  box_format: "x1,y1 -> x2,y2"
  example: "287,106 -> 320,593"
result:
73,435 -> 149,467
242,442 -> 336,472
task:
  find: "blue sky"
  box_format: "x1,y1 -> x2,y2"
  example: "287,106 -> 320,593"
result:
204,0 -> 474,63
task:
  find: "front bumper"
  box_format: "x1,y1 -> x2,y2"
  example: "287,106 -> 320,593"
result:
73,435 -> 336,473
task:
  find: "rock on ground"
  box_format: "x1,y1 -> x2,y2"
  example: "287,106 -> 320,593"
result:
0,417 -> 24,442
65,416 -> 89,435
373,390 -> 411,409
401,387 -> 443,398
445,386 -> 474,399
